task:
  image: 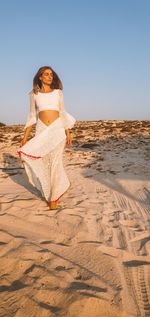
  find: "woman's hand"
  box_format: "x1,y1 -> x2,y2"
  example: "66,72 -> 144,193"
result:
20,136 -> 27,147
66,133 -> 72,146
65,130 -> 72,146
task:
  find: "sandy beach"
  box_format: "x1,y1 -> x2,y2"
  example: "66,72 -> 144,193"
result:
0,120 -> 150,317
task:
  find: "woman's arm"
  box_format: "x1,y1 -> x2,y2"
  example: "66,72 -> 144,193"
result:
21,125 -> 34,146
20,92 -> 37,146
65,128 -> 72,145
59,90 -> 72,145
59,90 -> 75,128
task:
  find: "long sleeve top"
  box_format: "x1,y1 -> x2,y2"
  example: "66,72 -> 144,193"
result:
24,89 -> 76,130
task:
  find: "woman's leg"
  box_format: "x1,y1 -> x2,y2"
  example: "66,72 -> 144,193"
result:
47,139 -> 70,209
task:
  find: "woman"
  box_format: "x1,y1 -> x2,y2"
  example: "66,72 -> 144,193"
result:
17,66 -> 76,210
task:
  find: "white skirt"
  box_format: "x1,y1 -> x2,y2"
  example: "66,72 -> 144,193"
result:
17,117 -> 70,203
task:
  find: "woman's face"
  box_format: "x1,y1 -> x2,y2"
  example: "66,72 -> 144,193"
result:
40,68 -> 53,86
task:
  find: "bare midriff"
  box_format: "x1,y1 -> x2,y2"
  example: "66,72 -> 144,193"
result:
39,110 -> 59,126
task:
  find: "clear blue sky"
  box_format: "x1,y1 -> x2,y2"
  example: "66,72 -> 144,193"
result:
0,0 -> 150,124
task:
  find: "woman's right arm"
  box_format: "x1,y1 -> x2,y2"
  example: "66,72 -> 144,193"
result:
21,125 -> 34,146
20,92 -> 37,146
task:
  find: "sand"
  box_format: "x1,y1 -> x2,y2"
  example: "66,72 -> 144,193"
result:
0,120 -> 150,317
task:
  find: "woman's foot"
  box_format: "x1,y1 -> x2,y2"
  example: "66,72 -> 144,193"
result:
48,201 -> 58,210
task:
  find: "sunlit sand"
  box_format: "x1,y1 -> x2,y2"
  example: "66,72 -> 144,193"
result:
0,120 -> 150,317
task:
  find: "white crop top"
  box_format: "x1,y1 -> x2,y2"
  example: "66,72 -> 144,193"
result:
34,89 -> 60,112
24,89 -> 76,130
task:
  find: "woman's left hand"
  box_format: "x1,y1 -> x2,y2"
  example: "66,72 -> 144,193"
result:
65,131 -> 72,146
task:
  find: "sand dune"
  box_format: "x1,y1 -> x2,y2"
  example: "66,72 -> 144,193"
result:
0,120 -> 150,317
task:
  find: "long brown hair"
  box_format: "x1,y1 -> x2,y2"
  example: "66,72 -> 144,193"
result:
33,66 -> 63,94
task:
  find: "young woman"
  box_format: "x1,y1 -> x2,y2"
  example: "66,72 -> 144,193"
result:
17,66 -> 76,210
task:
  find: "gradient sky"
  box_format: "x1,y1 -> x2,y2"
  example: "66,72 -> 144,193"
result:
0,0 -> 150,124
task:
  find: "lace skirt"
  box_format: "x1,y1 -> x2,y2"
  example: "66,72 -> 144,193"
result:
17,117 -> 70,203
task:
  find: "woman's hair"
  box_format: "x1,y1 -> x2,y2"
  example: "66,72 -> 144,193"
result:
33,66 -> 63,94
